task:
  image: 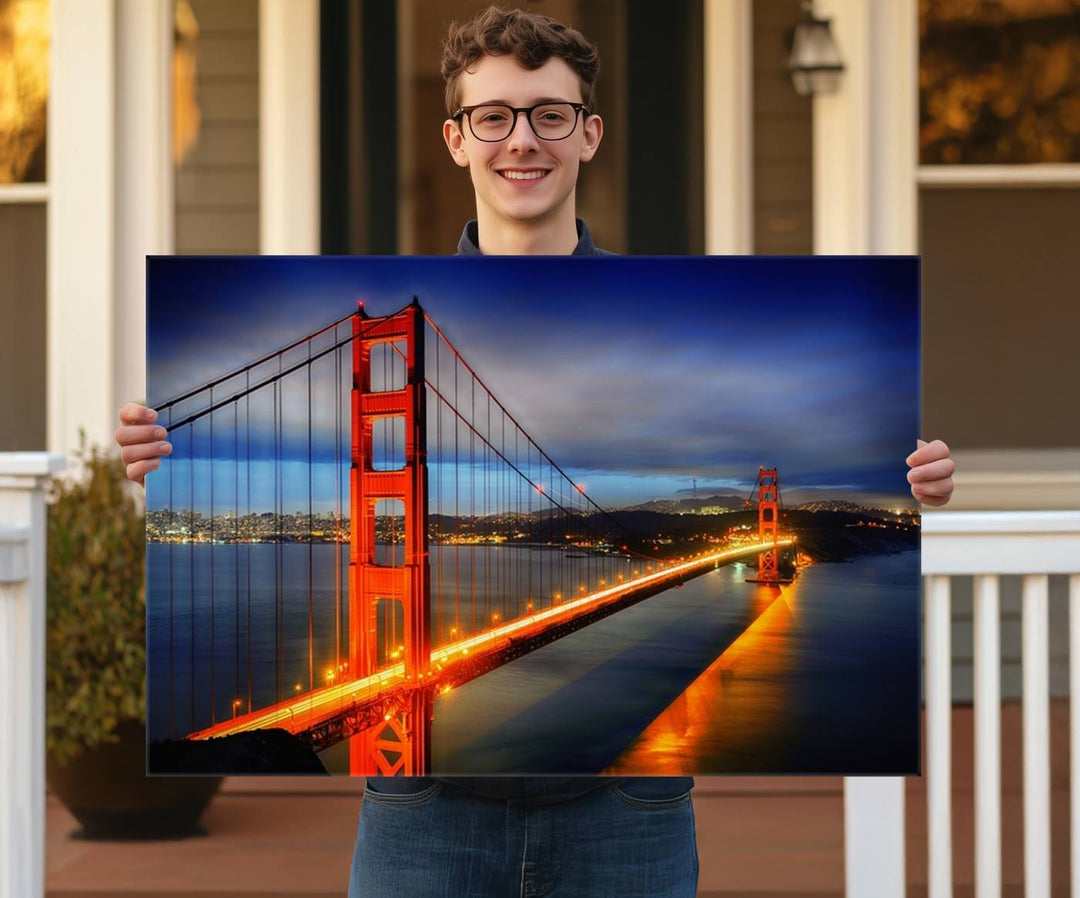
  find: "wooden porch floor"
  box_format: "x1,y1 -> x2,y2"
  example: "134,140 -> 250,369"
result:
45,701 -> 1071,897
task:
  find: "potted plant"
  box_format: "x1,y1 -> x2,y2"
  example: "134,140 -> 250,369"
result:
45,437 -> 221,839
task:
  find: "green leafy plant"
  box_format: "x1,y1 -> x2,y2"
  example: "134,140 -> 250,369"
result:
46,436 -> 146,764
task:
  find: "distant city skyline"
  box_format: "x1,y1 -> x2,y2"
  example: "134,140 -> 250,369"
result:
146,256 -> 919,514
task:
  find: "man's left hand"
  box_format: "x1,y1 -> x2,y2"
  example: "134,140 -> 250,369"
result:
906,438 -> 955,507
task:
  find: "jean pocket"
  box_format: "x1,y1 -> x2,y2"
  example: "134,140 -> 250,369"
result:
362,778 -> 445,807
609,781 -> 693,811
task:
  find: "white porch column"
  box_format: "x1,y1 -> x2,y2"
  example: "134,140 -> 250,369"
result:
260,0 -> 320,254
114,0 -> 174,409
0,453 -> 66,898
47,0 -> 115,456
703,0 -> 753,254
812,0 -> 917,256
48,0 -> 171,451
813,1 -> 919,895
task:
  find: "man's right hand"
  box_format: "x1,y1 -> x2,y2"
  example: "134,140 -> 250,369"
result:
115,402 -> 172,487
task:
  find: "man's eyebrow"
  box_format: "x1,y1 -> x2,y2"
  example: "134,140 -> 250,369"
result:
468,96 -> 579,106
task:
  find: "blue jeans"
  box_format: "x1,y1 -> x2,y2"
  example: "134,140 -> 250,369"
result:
348,779 -> 699,897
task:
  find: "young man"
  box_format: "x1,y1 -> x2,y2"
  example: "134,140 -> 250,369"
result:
116,6 -> 954,895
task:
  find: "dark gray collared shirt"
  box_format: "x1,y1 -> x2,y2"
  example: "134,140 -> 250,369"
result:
456,217 -> 613,256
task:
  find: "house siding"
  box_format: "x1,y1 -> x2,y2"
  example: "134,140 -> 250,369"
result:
174,0 -> 260,255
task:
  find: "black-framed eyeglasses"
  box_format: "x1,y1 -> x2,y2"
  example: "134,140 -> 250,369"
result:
453,102 -> 590,142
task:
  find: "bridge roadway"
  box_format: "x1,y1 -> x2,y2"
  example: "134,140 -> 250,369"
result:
189,540 -> 793,744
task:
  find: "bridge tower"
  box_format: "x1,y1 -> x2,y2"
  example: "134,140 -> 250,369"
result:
746,466 -> 791,585
349,301 -> 432,776
756,467 -> 779,582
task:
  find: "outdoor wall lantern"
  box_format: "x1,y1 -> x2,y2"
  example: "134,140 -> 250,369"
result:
788,1 -> 845,96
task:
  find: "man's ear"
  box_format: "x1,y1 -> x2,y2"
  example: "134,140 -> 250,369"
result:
443,119 -> 470,168
579,114 -> 603,164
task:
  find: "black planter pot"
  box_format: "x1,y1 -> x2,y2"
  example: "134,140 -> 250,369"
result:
46,719 -> 222,840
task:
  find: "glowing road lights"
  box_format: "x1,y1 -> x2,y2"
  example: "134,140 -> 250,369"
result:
535,484 -> 544,494
232,698 -> 243,718
325,669 -> 336,685
191,542 -> 791,744
575,483 -> 586,493
294,683 -> 302,694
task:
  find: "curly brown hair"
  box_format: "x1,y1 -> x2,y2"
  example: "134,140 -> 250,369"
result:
441,5 -> 600,117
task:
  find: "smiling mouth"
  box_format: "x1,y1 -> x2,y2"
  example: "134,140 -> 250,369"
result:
498,170 -> 549,181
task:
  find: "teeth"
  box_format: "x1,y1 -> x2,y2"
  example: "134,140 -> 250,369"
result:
501,170 -> 546,180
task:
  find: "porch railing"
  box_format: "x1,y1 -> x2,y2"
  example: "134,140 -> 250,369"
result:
920,510 -> 1080,898
0,453 -> 65,898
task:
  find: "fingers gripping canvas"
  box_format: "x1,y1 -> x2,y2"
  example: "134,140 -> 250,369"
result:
145,256 -> 920,777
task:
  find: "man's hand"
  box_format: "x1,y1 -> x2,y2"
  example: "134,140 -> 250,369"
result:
115,402 -> 171,487
906,439 -> 954,507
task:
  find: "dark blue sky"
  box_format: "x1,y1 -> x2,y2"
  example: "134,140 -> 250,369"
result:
146,256 -> 918,513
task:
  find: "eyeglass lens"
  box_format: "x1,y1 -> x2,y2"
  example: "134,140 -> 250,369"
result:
468,104 -> 580,141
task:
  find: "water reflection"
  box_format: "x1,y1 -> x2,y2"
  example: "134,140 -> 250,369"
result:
323,551 -> 920,775
605,579 -> 800,774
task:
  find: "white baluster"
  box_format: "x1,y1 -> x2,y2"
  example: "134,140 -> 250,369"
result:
927,575 -> 952,898
973,575 -> 1001,898
1071,574 -> 1080,898
1023,574 -> 1050,898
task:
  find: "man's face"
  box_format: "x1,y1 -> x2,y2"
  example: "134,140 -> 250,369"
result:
443,54 -> 603,228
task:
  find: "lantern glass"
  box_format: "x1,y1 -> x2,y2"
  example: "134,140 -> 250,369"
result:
788,12 -> 844,96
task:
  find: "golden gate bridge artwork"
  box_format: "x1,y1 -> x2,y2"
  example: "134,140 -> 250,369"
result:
146,300 -> 800,777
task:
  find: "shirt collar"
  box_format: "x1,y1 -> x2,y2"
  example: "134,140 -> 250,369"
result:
456,218 -> 598,256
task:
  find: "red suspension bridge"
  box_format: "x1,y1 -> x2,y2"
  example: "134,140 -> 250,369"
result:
148,301 -> 794,776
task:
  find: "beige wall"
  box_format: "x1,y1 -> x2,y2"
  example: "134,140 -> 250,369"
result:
174,0 -> 260,254
752,0 -> 812,255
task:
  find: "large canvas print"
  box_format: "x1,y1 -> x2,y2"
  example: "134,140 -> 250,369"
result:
145,256 -> 920,777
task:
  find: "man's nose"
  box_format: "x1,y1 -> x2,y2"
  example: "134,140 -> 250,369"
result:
506,110 -> 539,151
